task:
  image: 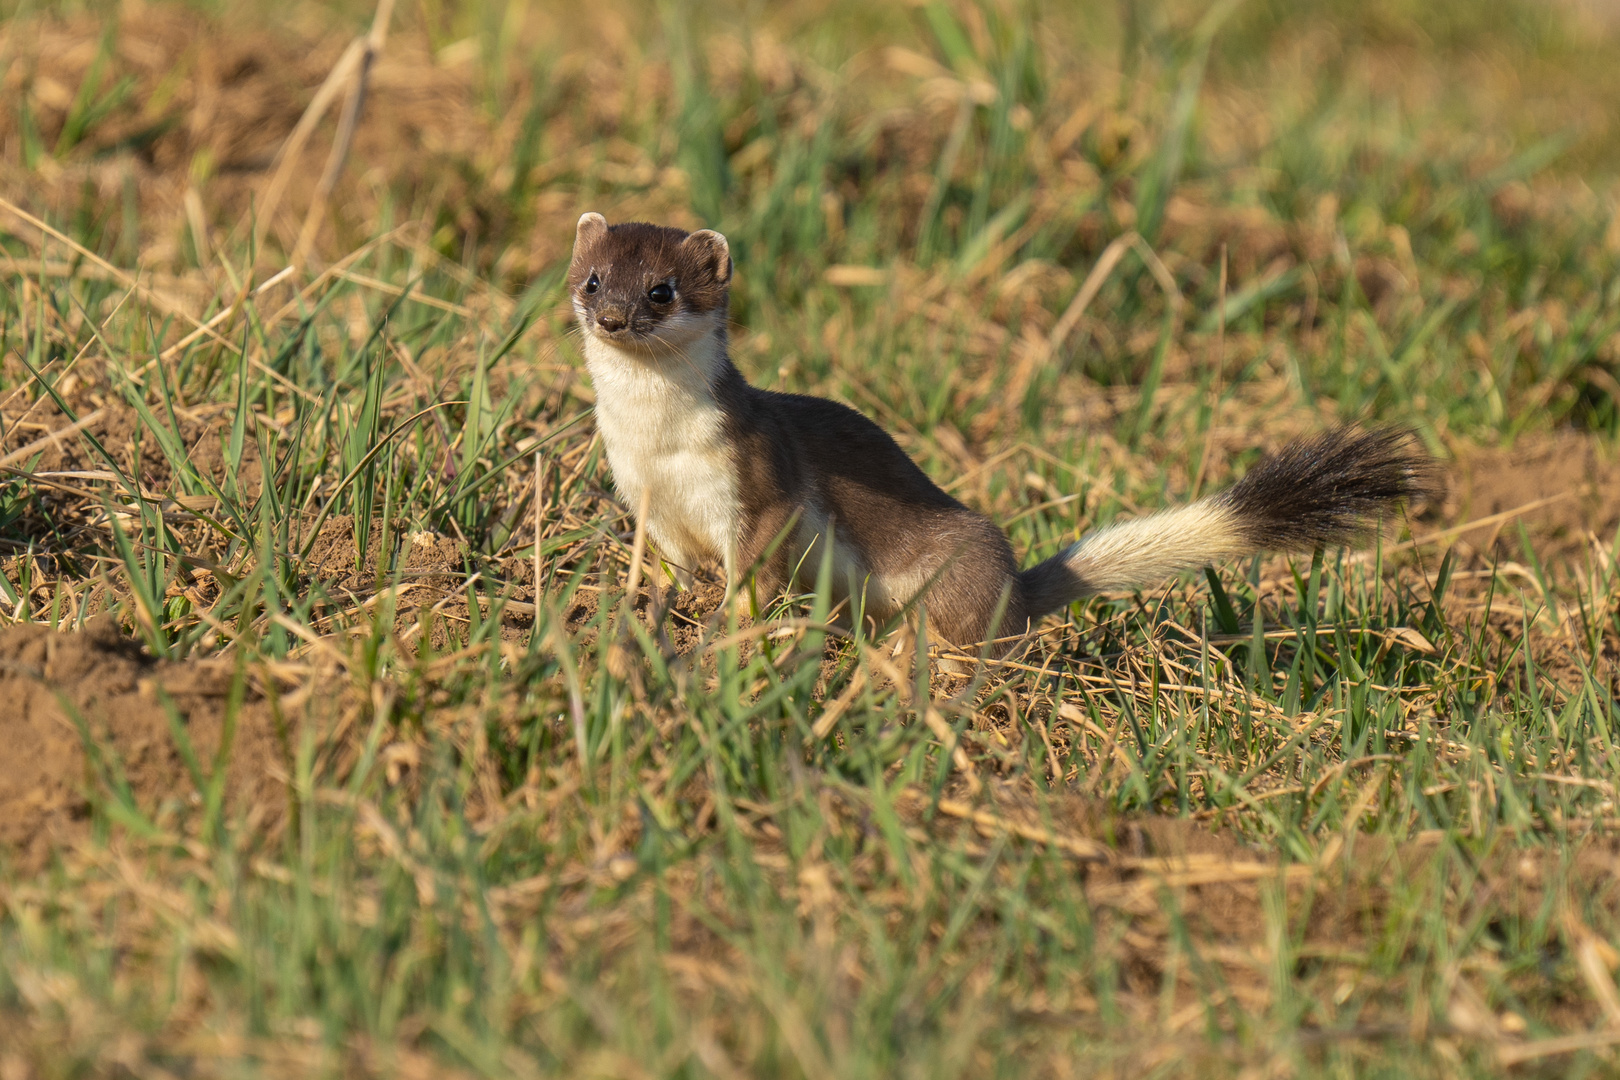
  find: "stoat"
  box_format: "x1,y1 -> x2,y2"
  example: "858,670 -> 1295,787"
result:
568,212 -> 1433,649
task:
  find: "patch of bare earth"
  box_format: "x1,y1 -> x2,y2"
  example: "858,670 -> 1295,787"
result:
1443,430 -> 1620,565
0,618 -> 339,872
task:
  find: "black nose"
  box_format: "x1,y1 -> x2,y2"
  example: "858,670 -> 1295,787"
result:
597,312 -> 627,333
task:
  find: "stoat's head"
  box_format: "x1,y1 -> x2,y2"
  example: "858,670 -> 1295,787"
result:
568,213 -> 731,354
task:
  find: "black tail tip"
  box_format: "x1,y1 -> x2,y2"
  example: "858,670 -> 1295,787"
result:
1219,426 -> 1441,551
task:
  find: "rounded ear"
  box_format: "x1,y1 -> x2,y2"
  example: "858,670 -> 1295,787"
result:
574,212 -> 608,253
685,229 -> 732,285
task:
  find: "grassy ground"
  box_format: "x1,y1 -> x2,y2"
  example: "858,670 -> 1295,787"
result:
2,0 -> 1620,1075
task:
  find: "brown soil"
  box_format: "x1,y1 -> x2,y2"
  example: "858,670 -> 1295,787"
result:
2,7 -> 494,268
295,513 -> 540,653
1443,430 -> 1620,565
301,514 -> 468,594
0,617 -> 324,872
0,4 -> 690,287
0,396 -> 258,483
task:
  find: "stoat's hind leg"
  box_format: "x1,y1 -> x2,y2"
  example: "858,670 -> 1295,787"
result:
652,542 -> 696,592
899,516 -> 1030,658
721,542 -> 739,606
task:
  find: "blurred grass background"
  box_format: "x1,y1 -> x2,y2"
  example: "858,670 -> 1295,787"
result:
1,0 -> 1620,1075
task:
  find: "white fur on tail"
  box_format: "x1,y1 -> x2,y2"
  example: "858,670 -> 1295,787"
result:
1063,499 -> 1247,593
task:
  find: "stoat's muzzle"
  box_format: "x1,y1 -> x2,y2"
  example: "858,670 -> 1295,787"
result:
592,304 -> 633,336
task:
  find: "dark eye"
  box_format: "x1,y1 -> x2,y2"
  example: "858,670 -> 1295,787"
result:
648,282 -> 674,304
584,273 -> 599,295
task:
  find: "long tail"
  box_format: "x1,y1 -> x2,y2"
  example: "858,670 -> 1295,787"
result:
1019,427 -> 1437,616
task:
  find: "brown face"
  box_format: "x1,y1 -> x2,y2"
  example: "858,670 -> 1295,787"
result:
568,213 -> 732,351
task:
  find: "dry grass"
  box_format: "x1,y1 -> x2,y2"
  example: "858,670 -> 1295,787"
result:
2,0 -> 1620,1076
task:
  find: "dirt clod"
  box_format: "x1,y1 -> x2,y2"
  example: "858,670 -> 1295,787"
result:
0,619 -> 289,871
1446,431 -> 1620,563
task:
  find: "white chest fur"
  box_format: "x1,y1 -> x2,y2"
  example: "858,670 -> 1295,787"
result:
582,329 -> 741,578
